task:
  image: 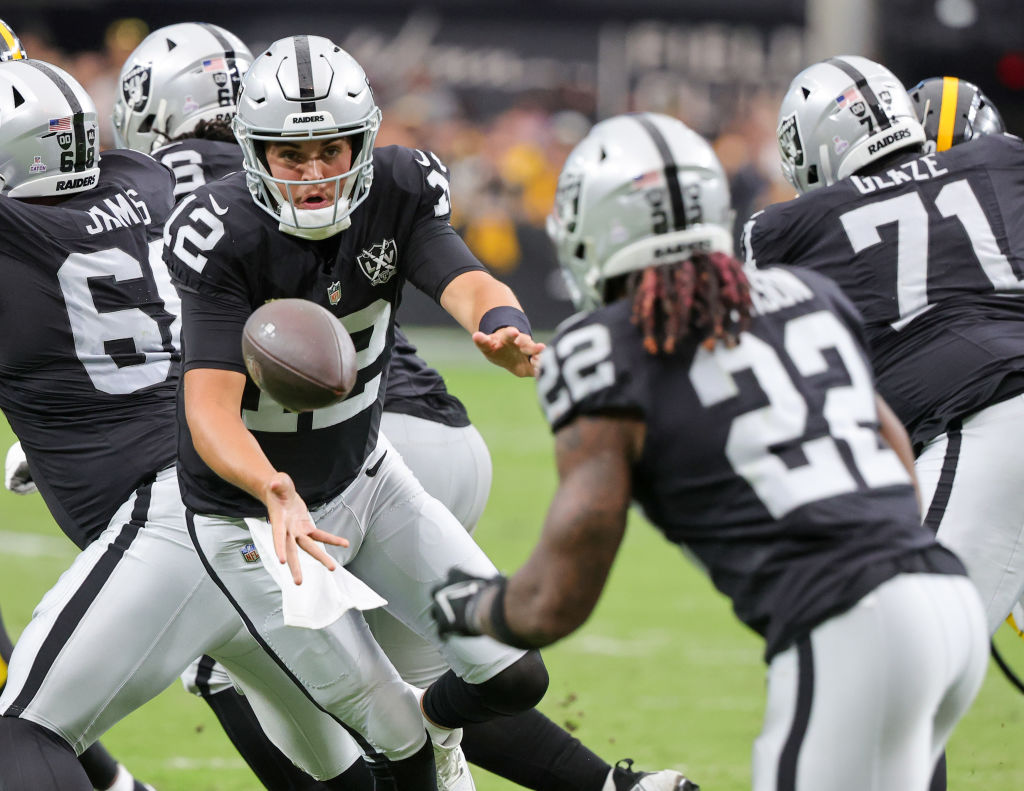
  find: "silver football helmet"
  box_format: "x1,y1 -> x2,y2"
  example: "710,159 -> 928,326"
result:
777,55 -> 925,194
546,112 -> 733,311
908,76 -> 1005,152
112,22 -> 253,153
233,35 -> 381,239
0,19 -> 27,61
0,60 -> 100,197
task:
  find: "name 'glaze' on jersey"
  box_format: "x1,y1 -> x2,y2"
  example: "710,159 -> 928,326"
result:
537,267 -> 964,660
0,150 -> 179,547
165,145 -> 485,517
743,133 -> 1024,449
156,137 -> 470,428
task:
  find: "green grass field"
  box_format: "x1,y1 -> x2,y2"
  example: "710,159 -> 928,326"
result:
1,329 -> 1022,790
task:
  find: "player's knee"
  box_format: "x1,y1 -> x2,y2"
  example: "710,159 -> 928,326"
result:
476,651 -> 549,714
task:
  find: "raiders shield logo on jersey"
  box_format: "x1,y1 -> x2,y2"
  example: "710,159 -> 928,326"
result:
121,64 -> 152,113
357,239 -> 398,286
778,114 -> 804,167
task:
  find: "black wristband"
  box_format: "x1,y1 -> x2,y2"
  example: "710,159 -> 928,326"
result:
487,577 -> 536,649
478,306 -> 532,337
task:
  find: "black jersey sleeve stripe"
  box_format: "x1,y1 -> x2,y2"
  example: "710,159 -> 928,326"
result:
3,478 -> 153,716
292,35 -> 317,114
776,637 -> 815,791
633,113 -> 687,231
826,57 -> 892,131
22,59 -> 89,171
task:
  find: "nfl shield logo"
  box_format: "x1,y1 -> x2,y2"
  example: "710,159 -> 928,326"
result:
241,543 -> 260,563
328,281 -> 342,305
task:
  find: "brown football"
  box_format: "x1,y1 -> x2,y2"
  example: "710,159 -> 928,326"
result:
241,299 -> 358,412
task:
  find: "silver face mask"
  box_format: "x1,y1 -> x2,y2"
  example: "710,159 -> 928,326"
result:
233,35 -> 381,239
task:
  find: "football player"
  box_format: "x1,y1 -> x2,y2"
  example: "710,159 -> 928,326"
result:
741,55 -> 1024,639
0,19 -> 155,791
0,57 -> 444,791
431,111 -> 989,791
113,24 -> 691,791
907,75 -> 1006,152
164,30 -> 688,791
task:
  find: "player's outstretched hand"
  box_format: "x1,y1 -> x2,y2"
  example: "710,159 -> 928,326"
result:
264,471 -> 348,585
472,327 -> 546,378
431,568 -> 500,637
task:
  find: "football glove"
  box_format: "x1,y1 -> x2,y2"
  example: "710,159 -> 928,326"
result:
4,441 -> 37,495
431,568 -> 501,638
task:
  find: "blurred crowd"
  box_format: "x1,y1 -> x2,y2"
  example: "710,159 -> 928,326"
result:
16,17 -> 795,274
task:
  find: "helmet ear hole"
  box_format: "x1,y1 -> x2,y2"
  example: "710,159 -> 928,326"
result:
11,86 -> 24,107
806,165 -> 818,186
137,114 -> 156,134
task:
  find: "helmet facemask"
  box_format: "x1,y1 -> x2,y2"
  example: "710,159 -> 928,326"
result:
233,36 -> 382,239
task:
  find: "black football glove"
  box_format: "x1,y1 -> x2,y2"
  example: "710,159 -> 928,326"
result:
431,568 -> 503,638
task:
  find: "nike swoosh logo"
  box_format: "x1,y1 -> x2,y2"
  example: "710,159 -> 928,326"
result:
209,195 -> 229,216
365,451 -> 387,477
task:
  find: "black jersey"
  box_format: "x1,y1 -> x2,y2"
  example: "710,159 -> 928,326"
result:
152,138 -> 242,200
537,267 -> 963,660
165,145 -> 485,517
160,137 -> 464,428
743,134 -> 1024,448
384,325 -> 469,427
0,150 -> 179,548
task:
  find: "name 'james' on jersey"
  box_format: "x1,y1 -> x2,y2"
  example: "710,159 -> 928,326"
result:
0,150 -> 179,547
537,267 -> 963,659
743,134 -> 1024,448
164,145 -> 485,517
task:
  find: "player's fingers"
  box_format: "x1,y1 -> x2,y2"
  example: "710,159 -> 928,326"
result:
298,535 -> 338,571
272,522 -> 289,565
285,537 -> 303,585
309,528 -> 348,548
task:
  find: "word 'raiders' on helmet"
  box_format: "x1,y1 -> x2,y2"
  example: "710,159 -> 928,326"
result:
547,112 -> 733,310
0,59 -> 99,197
777,55 -> 925,194
233,35 -> 381,239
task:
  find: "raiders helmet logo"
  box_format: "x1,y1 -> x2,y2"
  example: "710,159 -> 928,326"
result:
552,172 -> 582,233
121,64 -> 152,113
778,113 -> 804,167
56,132 -> 73,151
86,128 -> 96,147
212,72 -> 228,87
357,239 -> 398,286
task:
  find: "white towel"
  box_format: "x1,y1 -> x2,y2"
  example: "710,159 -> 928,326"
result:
245,517 -> 387,629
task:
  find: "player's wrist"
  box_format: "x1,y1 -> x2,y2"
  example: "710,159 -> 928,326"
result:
479,305 -> 532,337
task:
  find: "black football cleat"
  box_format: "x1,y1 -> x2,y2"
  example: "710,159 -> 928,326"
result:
611,758 -> 700,791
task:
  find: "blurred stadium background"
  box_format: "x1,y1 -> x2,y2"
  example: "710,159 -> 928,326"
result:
3,0 -> 1021,331
1,0 -> 1023,788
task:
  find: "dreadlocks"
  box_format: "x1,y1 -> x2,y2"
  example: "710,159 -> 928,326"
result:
628,251 -> 752,355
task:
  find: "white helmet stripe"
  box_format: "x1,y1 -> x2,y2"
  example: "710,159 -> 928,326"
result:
634,113 -> 687,231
